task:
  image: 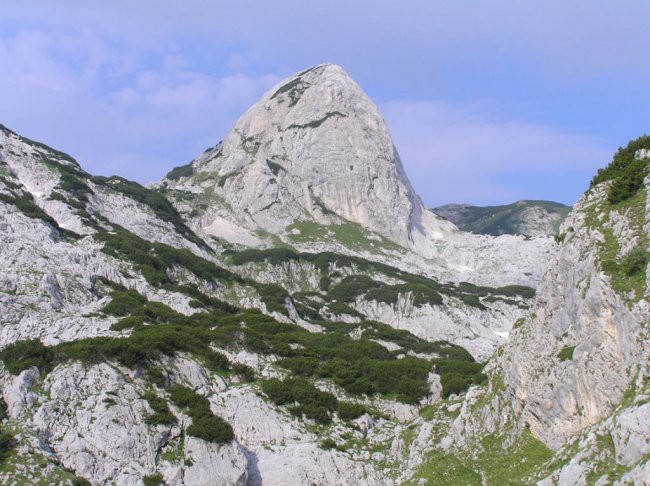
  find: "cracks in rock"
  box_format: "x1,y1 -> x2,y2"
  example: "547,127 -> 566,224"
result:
285,111 -> 347,131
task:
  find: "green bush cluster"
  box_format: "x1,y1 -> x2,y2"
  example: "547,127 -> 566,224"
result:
0,397 -> 15,461
96,226 -> 236,287
591,135 -> 650,204
165,162 -> 194,181
365,283 -> 443,307
96,226 -> 290,317
42,158 -> 93,209
261,377 -> 338,423
621,246 -> 649,277
142,473 -> 164,486
1,263 -> 481,409
336,401 -> 368,420
557,346 -> 575,362
168,385 -> 234,443
261,378 -> 370,424
0,339 -> 54,375
0,323 -> 235,377
434,360 -> 486,398
143,391 -> 177,426
327,275 -> 380,303
256,283 -> 290,316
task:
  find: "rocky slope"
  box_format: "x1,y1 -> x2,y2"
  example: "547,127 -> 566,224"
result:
432,200 -> 571,237
158,64 -> 555,289
0,122 -> 514,484
403,137 -> 650,484
0,65 -> 648,485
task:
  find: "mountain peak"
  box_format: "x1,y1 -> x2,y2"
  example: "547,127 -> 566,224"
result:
162,63 -> 450,247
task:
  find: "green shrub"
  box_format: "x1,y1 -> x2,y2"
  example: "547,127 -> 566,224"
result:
256,284 -> 289,315
0,397 -> 7,421
168,385 -> 234,443
91,176 -> 205,247
261,378 -> 338,424
621,246 -> 649,276
165,162 -> 194,180
324,301 -> 364,318
187,414 -> 235,443
558,346 -> 575,362
111,316 -> 145,331
0,429 -> 15,456
0,339 -> 54,374
337,401 -> 367,420
319,276 -> 331,291
320,438 -> 337,450
231,363 -> 255,382
0,192 -> 61,232
144,367 -> 167,388
591,135 -> 650,204
492,285 -> 536,299
327,275 -> 380,303
143,392 -> 177,426
277,357 -> 320,376
142,473 -> 164,486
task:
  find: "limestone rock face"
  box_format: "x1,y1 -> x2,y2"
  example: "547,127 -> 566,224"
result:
490,178 -> 650,448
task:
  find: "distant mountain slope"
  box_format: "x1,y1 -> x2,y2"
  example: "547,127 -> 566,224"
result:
432,200 -> 571,237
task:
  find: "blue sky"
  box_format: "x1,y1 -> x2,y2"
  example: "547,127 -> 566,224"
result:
1,1 -> 649,206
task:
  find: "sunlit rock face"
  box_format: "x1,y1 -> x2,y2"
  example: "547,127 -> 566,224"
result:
163,63 -> 453,246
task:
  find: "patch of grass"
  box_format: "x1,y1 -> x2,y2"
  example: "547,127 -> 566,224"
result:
587,186 -> 649,302
406,429 -> 553,485
286,219 -> 404,253
557,346 -> 575,362
143,473 -> 164,486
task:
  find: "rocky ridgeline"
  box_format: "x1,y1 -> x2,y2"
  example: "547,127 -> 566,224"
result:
0,65 -> 648,485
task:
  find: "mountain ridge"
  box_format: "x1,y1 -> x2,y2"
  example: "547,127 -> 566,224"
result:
432,200 -> 571,237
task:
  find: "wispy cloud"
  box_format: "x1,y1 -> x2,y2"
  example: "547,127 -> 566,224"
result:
381,100 -> 612,206
0,28 -> 279,182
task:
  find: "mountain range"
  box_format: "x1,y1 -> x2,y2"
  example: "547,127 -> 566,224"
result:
0,64 -> 648,485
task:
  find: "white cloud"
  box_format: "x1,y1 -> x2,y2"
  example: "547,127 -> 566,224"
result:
0,28 -> 279,182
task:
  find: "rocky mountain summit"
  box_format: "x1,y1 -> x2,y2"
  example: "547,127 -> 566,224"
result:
0,64 -> 648,485
432,200 -> 571,237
